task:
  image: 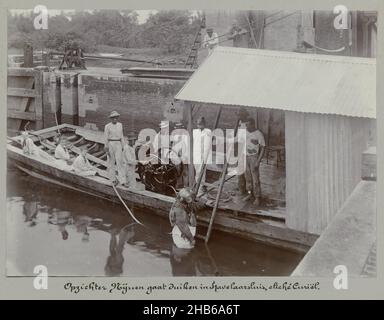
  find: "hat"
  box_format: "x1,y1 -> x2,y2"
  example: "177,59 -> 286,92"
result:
159,120 -> 169,129
109,111 -> 120,118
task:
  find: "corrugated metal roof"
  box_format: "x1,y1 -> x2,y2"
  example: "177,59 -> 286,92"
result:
175,47 -> 376,119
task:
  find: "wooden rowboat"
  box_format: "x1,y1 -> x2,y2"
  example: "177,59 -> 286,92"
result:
7,124 -> 317,252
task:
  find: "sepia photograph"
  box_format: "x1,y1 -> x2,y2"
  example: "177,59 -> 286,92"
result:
6,7 -> 377,279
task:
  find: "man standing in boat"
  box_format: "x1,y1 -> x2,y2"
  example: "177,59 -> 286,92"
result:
104,111 -> 126,186
122,137 -> 137,189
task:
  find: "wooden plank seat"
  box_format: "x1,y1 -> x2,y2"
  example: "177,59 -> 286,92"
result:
86,142 -> 99,153
71,137 -> 85,146
65,134 -> 79,142
92,150 -> 106,158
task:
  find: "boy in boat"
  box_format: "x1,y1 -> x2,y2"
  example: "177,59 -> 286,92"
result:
169,188 -> 197,249
21,131 -> 54,161
72,148 -> 97,176
104,111 -> 126,186
21,131 -> 37,155
122,137 -> 137,189
54,135 -> 73,164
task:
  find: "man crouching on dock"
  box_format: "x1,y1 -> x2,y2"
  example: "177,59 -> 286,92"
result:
169,188 -> 197,249
104,111 -> 126,186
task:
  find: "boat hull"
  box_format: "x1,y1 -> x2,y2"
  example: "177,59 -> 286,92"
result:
7,126 -> 318,252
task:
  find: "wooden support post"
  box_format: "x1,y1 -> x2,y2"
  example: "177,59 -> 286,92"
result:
245,12 -> 258,48
213,105 -> 222,129
205,162 -> 228,243
55,75 -> 62,125
187,102 -> 195,188
34,71 -> 44,130
266,109 -> 272,146
23,44 -> 33,68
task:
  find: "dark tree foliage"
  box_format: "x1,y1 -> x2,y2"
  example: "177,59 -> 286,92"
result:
8,10 -> 201,54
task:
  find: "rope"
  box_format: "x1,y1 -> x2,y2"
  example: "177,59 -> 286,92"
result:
168,185 -> 178,197
112,184 -> 144,226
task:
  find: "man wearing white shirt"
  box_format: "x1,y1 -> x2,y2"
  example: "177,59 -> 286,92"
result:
203,28 -> 219,56
152,120 -> 170,163
104,111 -> 126,185
122,137 -> 137,189
193,117 -> 212,196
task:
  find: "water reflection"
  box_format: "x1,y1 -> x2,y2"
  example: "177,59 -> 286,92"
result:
105,223 -> 136,276
7,167 -> 304,277
170,245 -> 197,276
22,193 -> 39,227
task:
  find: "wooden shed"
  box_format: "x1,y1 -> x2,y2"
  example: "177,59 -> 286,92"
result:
175,46 -> 376,235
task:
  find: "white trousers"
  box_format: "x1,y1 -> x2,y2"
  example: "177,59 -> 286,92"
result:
107,141 -> 126,184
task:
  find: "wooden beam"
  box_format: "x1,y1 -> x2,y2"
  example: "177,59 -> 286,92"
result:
7,88 -> 37,98
8,110 -> 36,121
213,105 -> 222,129
7,68 -> 36,77
187,102 -> 195,188
34,71 -> 44,129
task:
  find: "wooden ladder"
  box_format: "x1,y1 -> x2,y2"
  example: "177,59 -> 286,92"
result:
184,14 -> 206,68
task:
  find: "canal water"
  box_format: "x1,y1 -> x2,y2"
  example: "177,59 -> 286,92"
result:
6,167 -> 304,277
